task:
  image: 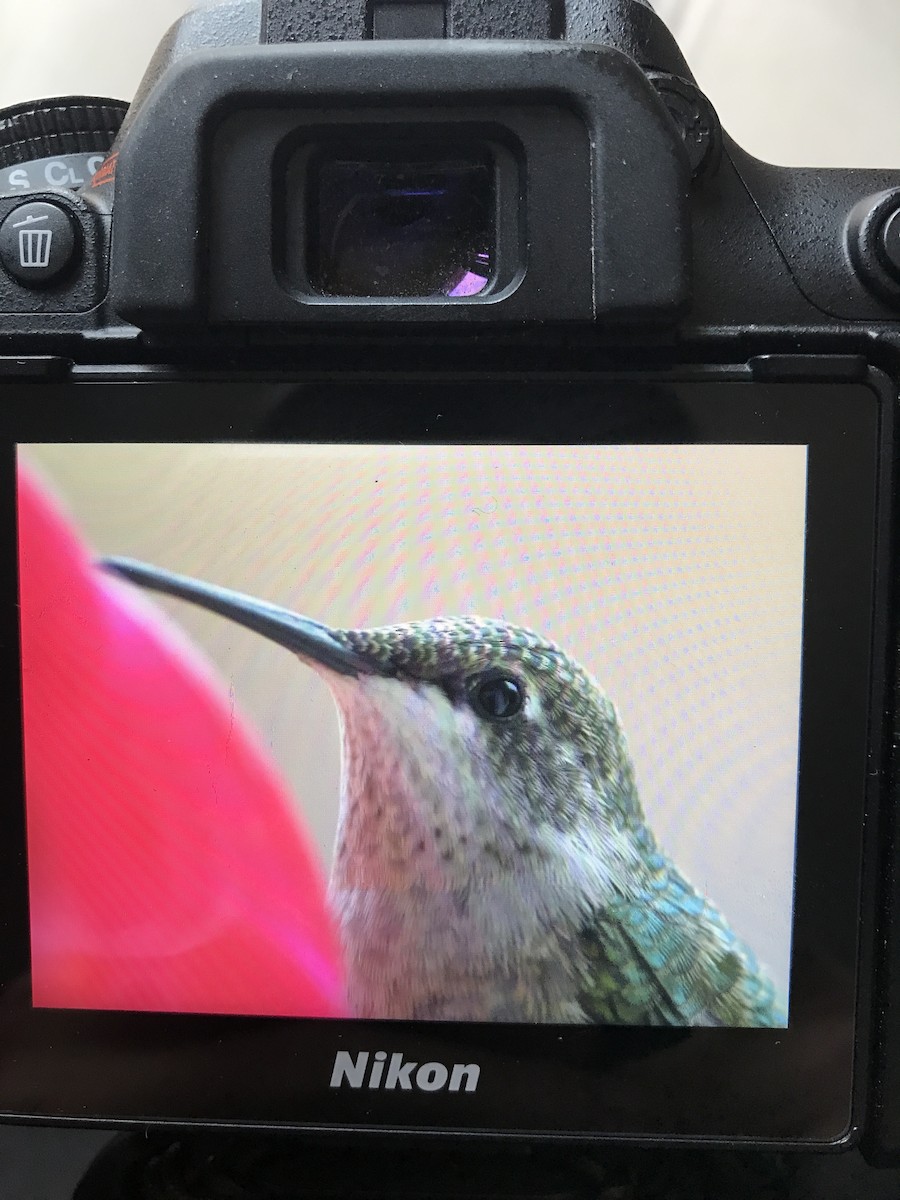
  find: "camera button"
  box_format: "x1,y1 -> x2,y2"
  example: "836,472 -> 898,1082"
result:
0,201 -> 78,286
880,208 -> 900,278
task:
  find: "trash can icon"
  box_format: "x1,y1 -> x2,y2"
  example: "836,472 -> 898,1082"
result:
18,225 -> 53,269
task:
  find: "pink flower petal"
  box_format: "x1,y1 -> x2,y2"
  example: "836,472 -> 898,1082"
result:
18,463 -> 347,1018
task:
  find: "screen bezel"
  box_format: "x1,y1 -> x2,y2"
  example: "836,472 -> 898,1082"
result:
0,371 -> 887,1146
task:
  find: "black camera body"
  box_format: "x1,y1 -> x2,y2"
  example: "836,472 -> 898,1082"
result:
2,0 -> 900,1186
4,0 -> 900,343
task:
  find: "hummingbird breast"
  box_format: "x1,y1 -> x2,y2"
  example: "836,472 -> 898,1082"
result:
323,674 -> 599,1022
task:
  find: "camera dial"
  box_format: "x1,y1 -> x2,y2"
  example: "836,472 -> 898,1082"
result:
0,96 -> 126,195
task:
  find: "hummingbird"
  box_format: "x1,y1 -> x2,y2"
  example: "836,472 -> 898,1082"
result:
102,557 -> 785,1028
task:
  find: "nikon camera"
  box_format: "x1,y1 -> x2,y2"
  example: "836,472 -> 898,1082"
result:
0,0 -> 899,1181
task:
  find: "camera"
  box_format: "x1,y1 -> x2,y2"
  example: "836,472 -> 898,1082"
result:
1,0 -> 899,1188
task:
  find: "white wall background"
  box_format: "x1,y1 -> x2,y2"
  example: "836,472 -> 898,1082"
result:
0,0 -> 899,167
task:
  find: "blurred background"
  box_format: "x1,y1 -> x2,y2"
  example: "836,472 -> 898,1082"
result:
2,0 -> 900,167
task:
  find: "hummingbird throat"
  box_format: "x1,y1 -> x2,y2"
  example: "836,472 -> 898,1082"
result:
328,673 -> 491,893
322,673 -> 618,1022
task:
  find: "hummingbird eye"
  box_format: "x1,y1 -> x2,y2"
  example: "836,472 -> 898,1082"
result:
468,672 -> 525,722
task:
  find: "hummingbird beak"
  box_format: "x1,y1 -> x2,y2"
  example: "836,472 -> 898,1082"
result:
101,557 -> 384,678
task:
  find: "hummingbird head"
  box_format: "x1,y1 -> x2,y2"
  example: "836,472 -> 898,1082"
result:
102,559 -> 647,905
333,615 -> 643,825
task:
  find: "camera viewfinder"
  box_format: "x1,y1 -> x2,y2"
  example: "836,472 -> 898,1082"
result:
307,151 -> 495,299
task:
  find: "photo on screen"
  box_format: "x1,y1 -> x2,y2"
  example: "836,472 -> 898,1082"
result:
16,442 -> 806,1028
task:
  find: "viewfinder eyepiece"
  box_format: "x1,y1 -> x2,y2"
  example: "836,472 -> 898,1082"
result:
308,153 -> 494,299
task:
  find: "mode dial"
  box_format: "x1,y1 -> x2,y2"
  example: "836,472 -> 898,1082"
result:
0,96 -> 128,194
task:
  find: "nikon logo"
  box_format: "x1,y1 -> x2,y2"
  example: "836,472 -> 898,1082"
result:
330,1051 -> 480,1093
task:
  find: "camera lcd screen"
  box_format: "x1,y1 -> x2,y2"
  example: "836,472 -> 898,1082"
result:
17,442 -> 803,1030
0,376 -> 882,1142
